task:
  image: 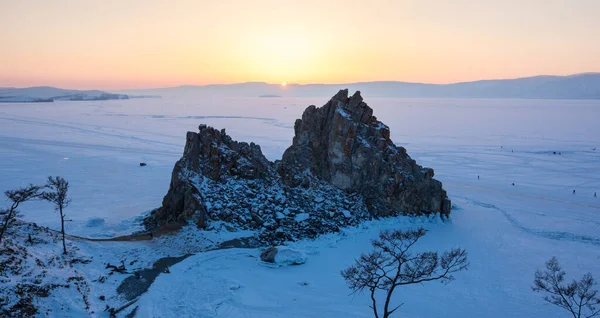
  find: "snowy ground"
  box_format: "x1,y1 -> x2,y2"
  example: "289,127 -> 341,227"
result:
1,95 -> 599,317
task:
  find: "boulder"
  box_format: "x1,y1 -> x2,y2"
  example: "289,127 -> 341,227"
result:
260,246 -> 306,266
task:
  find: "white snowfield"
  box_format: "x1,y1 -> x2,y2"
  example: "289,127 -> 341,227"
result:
0,95 -> 599,317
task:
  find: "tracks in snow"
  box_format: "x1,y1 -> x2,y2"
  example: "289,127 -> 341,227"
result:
449,183 -> 600,210
456,195 -> 600,247
0,136 -> 181,156
0,114 -> 182,148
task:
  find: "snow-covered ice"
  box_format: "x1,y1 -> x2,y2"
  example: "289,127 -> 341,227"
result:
1,95 -> 599,317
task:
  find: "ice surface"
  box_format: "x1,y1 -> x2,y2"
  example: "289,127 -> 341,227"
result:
0,95 -> 599,316
85,217 -> 105,227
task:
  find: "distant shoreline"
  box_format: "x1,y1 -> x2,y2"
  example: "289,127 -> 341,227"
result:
0,98 -> 54,103
111,73 -> 600,99
3,72 -> 600,99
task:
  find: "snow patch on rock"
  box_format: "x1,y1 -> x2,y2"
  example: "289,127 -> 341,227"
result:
274,247 -> 307,266
294,213 -> 310,223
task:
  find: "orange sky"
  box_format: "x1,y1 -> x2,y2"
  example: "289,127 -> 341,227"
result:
1,0 -> 599,90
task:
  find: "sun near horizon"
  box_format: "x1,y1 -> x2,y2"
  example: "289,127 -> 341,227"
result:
1,0 -> 600,90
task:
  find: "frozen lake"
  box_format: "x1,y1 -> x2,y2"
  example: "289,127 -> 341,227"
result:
1,94 -> 600,317
1,95 -> 598,235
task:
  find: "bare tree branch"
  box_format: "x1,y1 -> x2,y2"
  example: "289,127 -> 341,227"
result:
341,228 -> 469,318
41,176 -> 71,254
533,257 -> 600,318
0,184 -> 42,244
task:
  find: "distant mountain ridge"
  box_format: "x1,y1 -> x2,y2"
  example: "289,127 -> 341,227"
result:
3,73 -> 600,101
120,73 -> 600,99
0,86 -> 129,102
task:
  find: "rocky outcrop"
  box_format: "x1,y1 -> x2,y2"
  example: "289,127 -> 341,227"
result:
279,89 -> 450,216
144,90 -> 450,244
145,125 -> 272,228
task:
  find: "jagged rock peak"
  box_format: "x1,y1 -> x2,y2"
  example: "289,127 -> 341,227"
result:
182,124 -> 271,180
279,89 -> 450,216
144,125 -> 272,228
331,89 -> 374,124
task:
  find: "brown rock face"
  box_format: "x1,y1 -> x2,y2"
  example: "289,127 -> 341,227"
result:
279,89 -> 450,216
144,125 -> 272,229
183,125 -> 271,181
145,90 -> 450,241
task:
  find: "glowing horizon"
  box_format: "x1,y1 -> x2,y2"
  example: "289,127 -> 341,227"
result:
1,0 -> 599,90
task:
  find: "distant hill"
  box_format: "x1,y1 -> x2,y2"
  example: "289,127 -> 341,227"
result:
4,73 -> 599,101
0,86 -> 129,103
118,73 -> 600,99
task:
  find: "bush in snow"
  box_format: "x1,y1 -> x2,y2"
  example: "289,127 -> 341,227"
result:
533,256 -> 600,318
41,176 -> 71,254
0,184 -> 42,245
341,228 -> 468,318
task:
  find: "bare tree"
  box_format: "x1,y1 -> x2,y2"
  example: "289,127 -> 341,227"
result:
0,184 -> 42,244
533,257 -> 600,318
41,176 -> 71,254
341,228 -> 468,318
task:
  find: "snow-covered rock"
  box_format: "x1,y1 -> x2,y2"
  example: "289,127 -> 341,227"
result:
294,213 -> 310,223
145,91 -> 450,244
275,247 -> 306,266
144,123 -> 371,244
340,209 -> 352,218
275,212 -> 286,220
260,246 -> 306,266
